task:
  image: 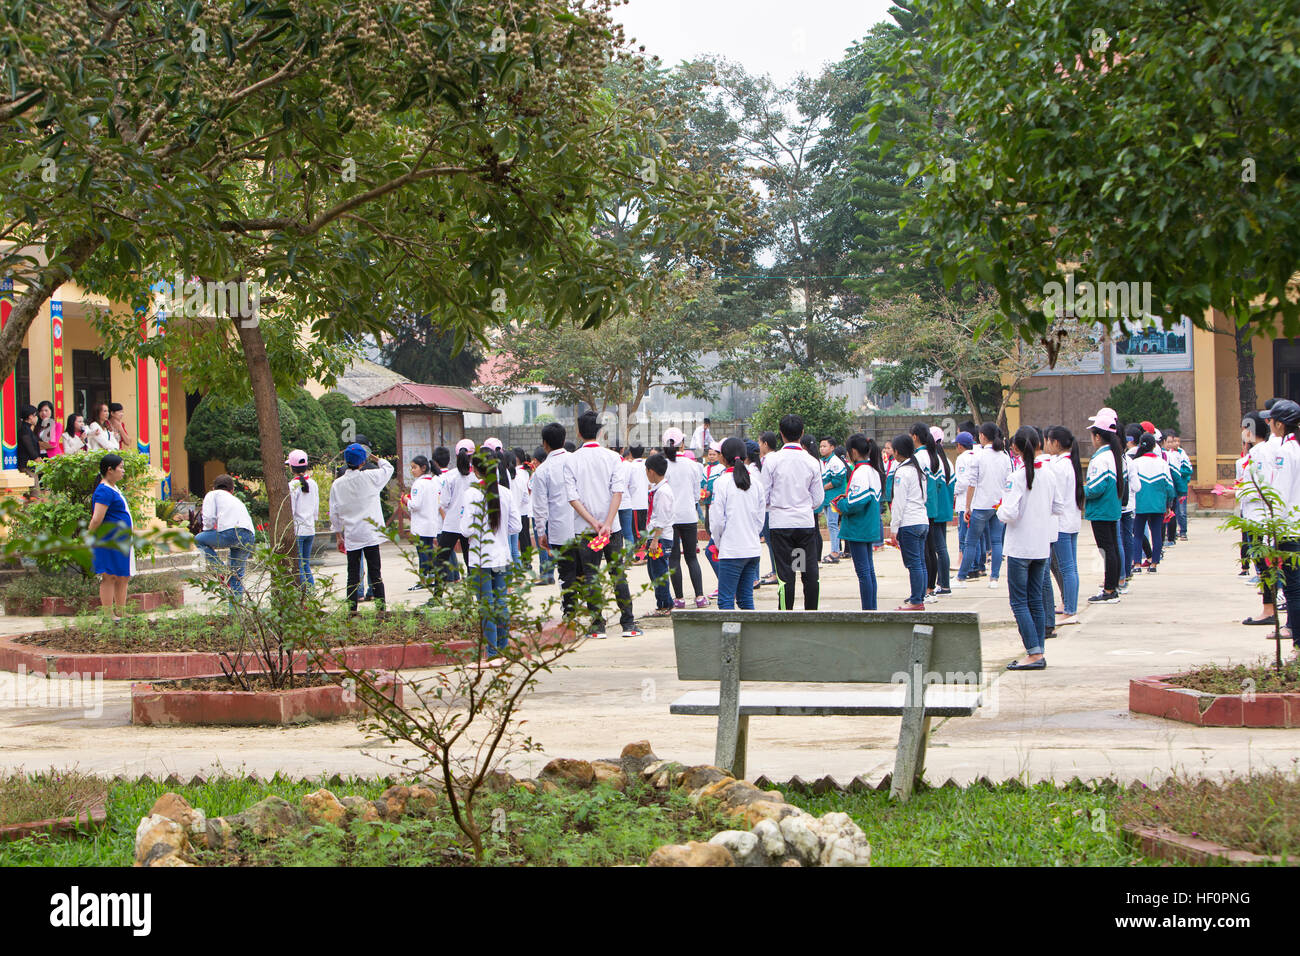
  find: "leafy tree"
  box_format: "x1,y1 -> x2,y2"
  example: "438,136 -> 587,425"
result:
186,389 -> 334,478
870,0 -> 1300,414
750,369 -> 850,442
379,318 -> 483,389
1103,372 -> 1182,434
0,0 -> 750,553
319,392 -> 396,457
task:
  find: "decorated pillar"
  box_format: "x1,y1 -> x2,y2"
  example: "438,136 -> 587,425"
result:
136,309 -> 150,459
0,278 -> 15,470
50,300 -> 65,427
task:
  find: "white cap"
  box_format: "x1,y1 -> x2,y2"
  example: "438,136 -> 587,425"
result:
662,427 -> 685,447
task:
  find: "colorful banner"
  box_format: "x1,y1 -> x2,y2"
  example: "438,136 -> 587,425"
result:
151,281 -> 170,499
136,309 -> 150,458
50,300 -> 64,424
0,278 -> 15,470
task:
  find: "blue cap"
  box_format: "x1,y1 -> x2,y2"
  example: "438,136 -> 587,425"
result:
343,443 -> 368,467
955,431 -> 974,448
744,439 -> 760,458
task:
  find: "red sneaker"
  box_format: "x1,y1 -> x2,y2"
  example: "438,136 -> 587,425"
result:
894,603 -> 925,611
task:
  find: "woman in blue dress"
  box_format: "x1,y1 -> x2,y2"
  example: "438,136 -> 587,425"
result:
87,453 -> 134,621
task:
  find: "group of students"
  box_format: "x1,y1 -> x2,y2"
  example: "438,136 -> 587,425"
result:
1234,397 -> 1300,652
16,401 -> 130,476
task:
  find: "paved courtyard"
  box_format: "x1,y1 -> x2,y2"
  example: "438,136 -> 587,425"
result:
1,515 -> 1295,785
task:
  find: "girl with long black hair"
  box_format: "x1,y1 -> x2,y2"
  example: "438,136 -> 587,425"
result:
887,434 -> 929,610
836,434 -> 885,609
1001,427 -> 1057,670
436,438 -> 476,587
662,427 -> 708,608
910,423 -> 953,600
1084,408 -> 1128,603
463,448 -> 520,658
1045,426 -> 1083,625
405,453 -> 443,592
1130,431 -> 1174,574
709,436 -> 765,610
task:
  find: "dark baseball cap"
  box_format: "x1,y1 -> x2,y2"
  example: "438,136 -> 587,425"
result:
1261,399 -> 1300,425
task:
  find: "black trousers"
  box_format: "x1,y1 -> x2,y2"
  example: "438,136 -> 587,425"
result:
434,531 -> 467,587
572,532 -> 635,632
346,545 -> 385,610
770,526 -> 821,610
669,522 -> 704,600
554,540 -> 581,619
1091,520 -> 1120,593
925,519 -> 951,590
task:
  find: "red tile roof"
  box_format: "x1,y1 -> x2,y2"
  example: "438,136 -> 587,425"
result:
355,383 -> 499,414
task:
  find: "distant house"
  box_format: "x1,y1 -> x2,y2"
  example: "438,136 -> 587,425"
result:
308,356 -> 412,404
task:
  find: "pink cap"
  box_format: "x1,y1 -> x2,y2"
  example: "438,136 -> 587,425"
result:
482,437 -> 503,452
929,425 -> 945,443
284,449 -> 308,467
455,438 -> 476,455
662,427 -> 685,447
1088,407 -> 1118,432
682,450 -> 697,461
708,440 -> 723,453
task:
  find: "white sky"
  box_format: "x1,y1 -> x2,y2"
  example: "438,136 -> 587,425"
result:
613,0 -> 898,85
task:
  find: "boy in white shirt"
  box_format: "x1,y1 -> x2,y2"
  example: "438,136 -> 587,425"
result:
762,414 -> 825,609
330,443 -> 395,615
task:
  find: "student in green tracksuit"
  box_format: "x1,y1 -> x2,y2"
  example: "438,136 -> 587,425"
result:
818,436 -> 849,564
910,423 -> 953,598
1130,431 -> 1175,572
832,434 -> 884,609
1084,407 -> 1128,603
1163,429 -> 1193,543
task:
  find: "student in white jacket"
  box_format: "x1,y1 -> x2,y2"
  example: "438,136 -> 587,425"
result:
461,449 -> 521,658
708,437 -> 766,610
404,455 -> 443,591
437,439 -> 476,586
887,433 -> 930,610
286,449 -> 320,588
330,443 -> 395,614
1000,427 -> 1061,671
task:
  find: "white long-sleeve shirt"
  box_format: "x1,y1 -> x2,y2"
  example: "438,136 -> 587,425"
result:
646,478 -> 676,541
530,448 -> 575,545
461,482 -> 521,568
625,458 -> 649,511
408,472 -> 443,537
968,446 -> 1013,510
708,470 -> 765,559
1048,454 -> 1082,534
329,458 -> 395,550
953,448 -> 977,500
665,455 -> 704,525
289,476 -> 320,537
998,458 -> 1058,559
762,443 -> 824,529
889,460 -> 929,532
438,469 -> 474,536
202,488 -> 255,534
512,468 -> 531,519
564,442 -> 627,532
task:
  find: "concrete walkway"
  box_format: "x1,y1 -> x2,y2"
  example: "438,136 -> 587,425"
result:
2,516 -> 1296,785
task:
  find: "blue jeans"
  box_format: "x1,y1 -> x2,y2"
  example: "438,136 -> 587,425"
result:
470,566 -> 510,656
415,535 -> 436,583
897,525 -> 928,605
195,528 -> 256,596
534,528 -> 555,581
763,515 -> 776,577
647,543 -> 673,609
508,532 -> 521,566
1041,550 -> 1055,630
958,509 -> 1003,580
1053,532 -> 1079,615
1175,496 -> 1188,536
1120,511 -> 1135,577
847,539 -> 878,610
296,534 -> 315,586
716,556 -> 759,610
1137,512 -> 1164,565
1280,539 -> 1300,645
826,507 -> 841,553
619,509 -> 635,550
1007,555 -> 1047,655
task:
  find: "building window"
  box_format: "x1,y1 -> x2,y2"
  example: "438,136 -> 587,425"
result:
72,349 -> 113,420
523,399 -> 538,424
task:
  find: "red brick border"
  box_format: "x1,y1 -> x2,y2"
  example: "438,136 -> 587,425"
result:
1129,674 -> 1300,728
3,590 -> 183,617
0,622 -> 578,681
0,800 -> 107,843
131,671 -> 404,726
1121,824 -> 1296,865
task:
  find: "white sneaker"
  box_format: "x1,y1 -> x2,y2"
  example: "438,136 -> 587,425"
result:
987,579 -> 1000,589
1055,614 -> 1079,627
950,581 -> 970,589
587,631 -> 607,640
923,593 -> 938,603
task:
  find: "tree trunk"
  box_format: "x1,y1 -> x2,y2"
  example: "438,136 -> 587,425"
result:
233,315 -> 296,557
1234,314 -> 1259,419
956,382 -> 982,426
0,233 -> 105,379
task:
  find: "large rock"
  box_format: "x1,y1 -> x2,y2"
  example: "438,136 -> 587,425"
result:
621,740 -> 655,759
752,819 -> 787,860
778,812 -> 824,866
647,841 -> 735,867
539,758 -> 595,789
734,798 -> 800,828
483,770 -> 517,793
379,785 -> 412,820
810,812 -> 872,867
149,792 -> 204,834
620,741 -> 659,778
708,830 -> 764,867
235,796 -> 305,839
591,761 -> 627,791
302,789 -> 347,827
405,786 -> 441,817
135,814 -> 188,865
680,765 -> 732,794
340,795 -> 380,823
201,817 -> 235,850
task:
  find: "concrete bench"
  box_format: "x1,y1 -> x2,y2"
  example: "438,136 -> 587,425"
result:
669,610 -> 984,802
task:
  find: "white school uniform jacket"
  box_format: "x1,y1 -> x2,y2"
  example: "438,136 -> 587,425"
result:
953,448 -> 977,502
1262,434 -> 1300,527
202,488 -> 256,534
708,470 -> 765,559
647,479 -> 676,541
1048,454 -> 1082,534
329,458 -> 395,551
762,443 -> 824,529
461,483 -> 521,568
968,446 -> 1013,510
1237,442 -> 1271,522
564,442 -> 628,533
289,476 -> 320,537
531,448 -> 575,546
512,468 -> 531,523
438,469 -> 474,536
408,472 -> 443,537
889,461 -> 929,532
626,459 -> 649,511
998,457 -> 1058,560
665,455 -> 704,526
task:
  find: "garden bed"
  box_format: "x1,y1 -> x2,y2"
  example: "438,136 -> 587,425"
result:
1,571 -> 185,617
131,670 -> 402,726
0,770 -> 108,843
1130,665 -> 1300,727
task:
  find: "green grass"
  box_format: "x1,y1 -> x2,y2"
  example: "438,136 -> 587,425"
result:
0,775 -> 731,867
781,782 -> 1159,866
1164,658 -> 1300,694
0,769 -> 108,827
1,570 -> 184,615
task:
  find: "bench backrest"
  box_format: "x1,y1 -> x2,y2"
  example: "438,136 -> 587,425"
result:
672,611 -> 982,684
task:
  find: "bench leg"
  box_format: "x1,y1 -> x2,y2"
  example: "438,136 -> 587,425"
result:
734,715 -> 749,781
714,621 -> 745,777
891,710 -> 931,803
